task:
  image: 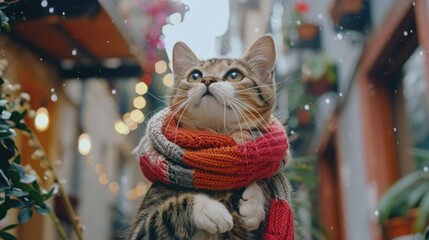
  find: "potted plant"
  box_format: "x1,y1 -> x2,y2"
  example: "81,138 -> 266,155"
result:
301,53 -> 337,96
377,148 -> 429,239
0,62 -> 82,239
285,1 -> 321,50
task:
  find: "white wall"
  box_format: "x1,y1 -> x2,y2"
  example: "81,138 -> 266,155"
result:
337,84 -> 371,240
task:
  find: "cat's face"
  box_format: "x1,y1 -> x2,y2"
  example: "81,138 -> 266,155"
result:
170,35 -> 276,134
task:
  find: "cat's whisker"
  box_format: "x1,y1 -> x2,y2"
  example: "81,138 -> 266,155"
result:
227,96 -> 271,131
233,104 -> 277,147
227,98 -> 275,160
145,91 -> 170,104
170,98 -> 190,115
226,99 -> 264,161
164,99 -> 190,138
224,98 -> 249,163
174,100 -> 192,143
226,97 -> 280,155
233,81 -> 284,93
220,95 -> 229,133
260,80 -> 290,104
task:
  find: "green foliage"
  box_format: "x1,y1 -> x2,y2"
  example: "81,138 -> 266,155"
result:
0,77 -> 57,237
286,78 -> 316,129
0,0 -> 17,33
378,148 -> 429,232
285,155 -> 332,239
302,53 -> 337,83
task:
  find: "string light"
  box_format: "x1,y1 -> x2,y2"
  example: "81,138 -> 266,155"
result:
114,120 -> 130,135
95,163 -> 104,174
78,133 -> 91,155
83,151 -> 151,199
98,173 -> 109,185
162,73 -> 174,87
35,107 -> 49,132
155,60 -> 168,74
133,96 -> 147,109
128,121 -> 138,131
130,109 -> 144,123
127,189 -> 139,200
108,182 -> 120,194
135,82 -> 148,95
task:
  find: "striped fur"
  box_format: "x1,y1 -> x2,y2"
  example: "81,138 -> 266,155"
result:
128,174 -> 292,240
169,36 -> 276,135
129,36 -> 292,239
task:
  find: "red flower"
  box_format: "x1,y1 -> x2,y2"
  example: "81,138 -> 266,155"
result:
295,1 -> 309,14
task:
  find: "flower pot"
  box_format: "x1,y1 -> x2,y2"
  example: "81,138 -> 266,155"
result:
287,23 -> 321,50
297,23 -> 321,50
296,107 -> 311,126
297,23 -> 319,40
384,217 -> 414,239
382,209 -> 419,240
303,76 -> 336,96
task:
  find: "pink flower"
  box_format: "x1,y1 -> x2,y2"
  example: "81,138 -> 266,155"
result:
295,1 -> 310,14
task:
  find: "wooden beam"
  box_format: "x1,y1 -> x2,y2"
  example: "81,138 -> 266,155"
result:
318,135 -> 345,240
355,1 -> 416,239
52,23 -> 100,62
59,64 -> 143,79
368,5 -> 418,80
7,31 -> 59,64
358,0 -> 413,76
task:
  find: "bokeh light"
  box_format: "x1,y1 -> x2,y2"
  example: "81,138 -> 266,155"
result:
35,107 -> 49,132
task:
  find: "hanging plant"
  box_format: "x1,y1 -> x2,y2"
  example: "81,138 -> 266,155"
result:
0,59 -> 82,240
0,69 -> 54,239
301,53 -> 337,96
139,0 -> 188,72
285,1 -> 321,50
0,0 -> 19,32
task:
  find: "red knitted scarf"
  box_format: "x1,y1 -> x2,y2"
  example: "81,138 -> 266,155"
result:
136,109 -> 294,239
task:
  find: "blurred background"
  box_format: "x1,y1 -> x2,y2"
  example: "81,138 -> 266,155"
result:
0,0 -> 428,239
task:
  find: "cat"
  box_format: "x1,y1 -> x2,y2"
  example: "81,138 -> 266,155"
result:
128,35 -> 292,240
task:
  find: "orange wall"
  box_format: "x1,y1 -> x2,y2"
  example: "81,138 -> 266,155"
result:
1,35 -> 59,240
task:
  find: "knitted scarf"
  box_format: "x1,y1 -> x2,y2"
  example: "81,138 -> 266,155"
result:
136,109 -> 294,239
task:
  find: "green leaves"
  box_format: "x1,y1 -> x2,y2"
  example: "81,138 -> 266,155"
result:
378,170 -> 429,232
0,10 -> 10,33
0,231 -> 17,240
378,171 -> 423,222
17,207 -> 32,224
0,224 -> 18,240
0,83 -> 55,238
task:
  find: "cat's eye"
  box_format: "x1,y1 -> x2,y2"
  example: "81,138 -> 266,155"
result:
224,69 -> 243,82
187,70 -> 203,82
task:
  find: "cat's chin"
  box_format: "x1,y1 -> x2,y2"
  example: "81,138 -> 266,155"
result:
180,101 -> 236,134
198,94 -> 224,108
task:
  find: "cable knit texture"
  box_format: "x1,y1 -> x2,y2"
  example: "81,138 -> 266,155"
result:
136,108 -> 294,239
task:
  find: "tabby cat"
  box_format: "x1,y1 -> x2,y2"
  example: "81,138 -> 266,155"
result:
128,35 -> 292,240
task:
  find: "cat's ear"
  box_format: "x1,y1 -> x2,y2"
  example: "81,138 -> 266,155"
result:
242,35 -> 276,83
172,42 -> 199,79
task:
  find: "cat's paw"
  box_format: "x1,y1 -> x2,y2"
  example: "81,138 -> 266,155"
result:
193,194 -> 233,234
239,182 -> 265,231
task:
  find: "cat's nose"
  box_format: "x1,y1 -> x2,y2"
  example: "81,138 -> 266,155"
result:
202,77 -> 217,86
